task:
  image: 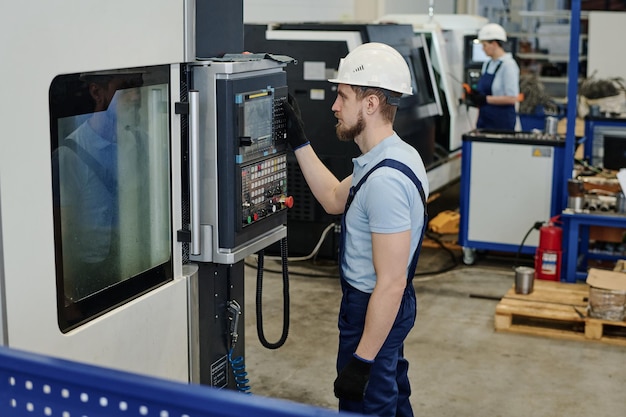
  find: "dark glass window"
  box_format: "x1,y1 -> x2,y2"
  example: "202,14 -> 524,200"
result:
50,65 -> 173,332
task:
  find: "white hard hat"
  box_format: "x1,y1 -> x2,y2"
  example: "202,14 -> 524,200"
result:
328,42 -> 413,96
478,23 -> 507,42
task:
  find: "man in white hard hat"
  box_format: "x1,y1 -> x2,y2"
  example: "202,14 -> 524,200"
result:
467,23 -> 520,130
284,42 -> 429,417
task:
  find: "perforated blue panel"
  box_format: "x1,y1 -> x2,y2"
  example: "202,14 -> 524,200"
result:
0,346 -> 358,417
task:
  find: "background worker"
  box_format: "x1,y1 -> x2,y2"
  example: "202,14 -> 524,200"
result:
467,22 -> 520,130
284,42 -> 429,417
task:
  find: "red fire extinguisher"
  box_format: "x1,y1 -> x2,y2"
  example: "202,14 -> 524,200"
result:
534,215 -> 562,281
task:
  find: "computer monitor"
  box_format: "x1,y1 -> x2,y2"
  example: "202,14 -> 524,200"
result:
591,125 -> 626,170
601,134 -> 626,170
591,126 -> 626,171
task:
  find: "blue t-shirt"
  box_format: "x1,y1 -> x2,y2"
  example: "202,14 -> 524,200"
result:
342,133 -> 429,293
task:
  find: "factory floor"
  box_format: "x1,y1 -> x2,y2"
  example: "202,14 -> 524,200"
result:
242,239 -> 625,416
245,248 -> 626,417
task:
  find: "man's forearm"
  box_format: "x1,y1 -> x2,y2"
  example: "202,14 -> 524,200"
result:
294,145 -> 350,215
355,280 -> 405,361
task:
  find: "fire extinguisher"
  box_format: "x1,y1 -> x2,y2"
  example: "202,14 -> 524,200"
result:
534,215 -> 562,281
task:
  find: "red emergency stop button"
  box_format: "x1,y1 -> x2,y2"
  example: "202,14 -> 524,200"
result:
282,196 -> 294,208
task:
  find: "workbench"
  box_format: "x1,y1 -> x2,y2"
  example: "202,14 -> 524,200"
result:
561,210 -> 626,282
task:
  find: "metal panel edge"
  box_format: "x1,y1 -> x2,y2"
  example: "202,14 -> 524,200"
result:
0,182 -> 7,346
183,0 -> 196,62
185,263 -> 200,383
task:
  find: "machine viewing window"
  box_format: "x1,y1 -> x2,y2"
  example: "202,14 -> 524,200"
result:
49,65 -> 173,332
404,34 -> 442,119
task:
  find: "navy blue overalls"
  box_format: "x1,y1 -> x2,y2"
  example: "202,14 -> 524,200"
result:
337,159 -> 427,417
476,60 -> 516,130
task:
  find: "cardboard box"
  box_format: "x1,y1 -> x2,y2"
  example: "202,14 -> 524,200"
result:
614,259 -> 626,273
587,268 -> 626,321
587,268 -> 626,291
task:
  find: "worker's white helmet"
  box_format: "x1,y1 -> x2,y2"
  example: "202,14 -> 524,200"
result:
328,42 -> 413,96
478,23 -> 507,42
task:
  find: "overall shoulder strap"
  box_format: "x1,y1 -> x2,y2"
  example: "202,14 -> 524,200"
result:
346,158 -> 428,281
347,158 -> 426,209
62,139 -> 116,195
492,60 -> 504,76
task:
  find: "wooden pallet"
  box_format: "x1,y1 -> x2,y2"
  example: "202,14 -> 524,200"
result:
495,280 -> 626,346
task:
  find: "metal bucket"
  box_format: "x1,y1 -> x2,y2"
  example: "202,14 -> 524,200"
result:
544,116 -> 558,135
567,179 -> 585,212
514,266 -> 535,295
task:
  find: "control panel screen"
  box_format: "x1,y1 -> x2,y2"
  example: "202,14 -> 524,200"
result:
472,41 -> 489,63
237,89 -> 279,163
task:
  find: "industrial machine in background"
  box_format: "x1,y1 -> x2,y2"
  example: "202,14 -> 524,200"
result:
377,14 -> 488,152
244,22 -> 444,259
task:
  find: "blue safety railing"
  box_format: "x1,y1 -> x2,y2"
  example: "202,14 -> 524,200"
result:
0,346 -> 358,417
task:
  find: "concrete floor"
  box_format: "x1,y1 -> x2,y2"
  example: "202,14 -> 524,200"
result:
243,247 -> 626,417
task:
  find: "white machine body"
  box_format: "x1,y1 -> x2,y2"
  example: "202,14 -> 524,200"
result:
0,0 -> 194,381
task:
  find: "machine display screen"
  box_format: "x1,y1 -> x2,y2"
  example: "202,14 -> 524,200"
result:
238,89 -> 275,162
464,35 -> 518,67
603,135 -> 626,170
472,41 -> 490,63
49,65 -> 173,332
591,126 -> 626,170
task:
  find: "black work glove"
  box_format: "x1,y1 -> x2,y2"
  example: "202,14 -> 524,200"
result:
283,94 -> 310,151
467,89 -> 487,107
334,355 -> 373,401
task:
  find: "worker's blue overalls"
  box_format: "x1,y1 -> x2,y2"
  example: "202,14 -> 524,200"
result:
337,159 -> 427,417
476,60 -> 516,130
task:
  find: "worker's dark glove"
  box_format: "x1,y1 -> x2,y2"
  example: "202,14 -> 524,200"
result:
283,94 -> 310,151
333,354 -> 373,402
467,90 -> 487,107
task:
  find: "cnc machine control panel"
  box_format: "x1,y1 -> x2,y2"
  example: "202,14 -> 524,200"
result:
188,59 -> 291,264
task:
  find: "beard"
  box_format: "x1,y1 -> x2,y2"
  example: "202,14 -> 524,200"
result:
335,110 -> 365,142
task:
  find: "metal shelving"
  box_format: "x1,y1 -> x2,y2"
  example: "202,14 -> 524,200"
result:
559,0 -> 626,283
515,5 -> 588,103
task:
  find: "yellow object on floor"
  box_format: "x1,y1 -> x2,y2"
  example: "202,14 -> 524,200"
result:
429,210 -> 460,235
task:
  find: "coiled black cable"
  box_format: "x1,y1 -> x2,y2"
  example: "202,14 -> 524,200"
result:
255,237 -> 290,349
